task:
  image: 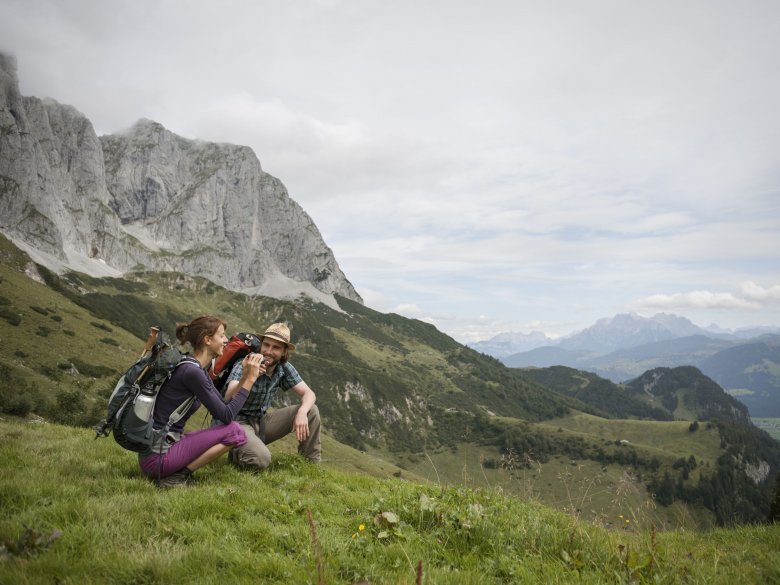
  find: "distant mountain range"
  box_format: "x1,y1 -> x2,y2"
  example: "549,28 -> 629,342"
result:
558,313 -> 720,352
468,330 -> 554,357
469,313 -> 780,417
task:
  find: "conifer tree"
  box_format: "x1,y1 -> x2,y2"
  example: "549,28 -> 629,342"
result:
770,473 -> 780,523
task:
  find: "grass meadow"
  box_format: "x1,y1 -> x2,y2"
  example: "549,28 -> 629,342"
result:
2,418 -> 779,584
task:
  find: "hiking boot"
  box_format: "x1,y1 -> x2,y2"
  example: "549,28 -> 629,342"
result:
155,467 -> 193,488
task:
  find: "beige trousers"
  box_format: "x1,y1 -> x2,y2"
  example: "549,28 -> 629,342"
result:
231,404 -> 321,471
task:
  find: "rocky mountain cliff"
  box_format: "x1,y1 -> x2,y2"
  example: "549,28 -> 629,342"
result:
0,53 -> 360,305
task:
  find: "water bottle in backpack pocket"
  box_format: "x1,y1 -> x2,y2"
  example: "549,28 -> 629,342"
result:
132,386 -> 157,421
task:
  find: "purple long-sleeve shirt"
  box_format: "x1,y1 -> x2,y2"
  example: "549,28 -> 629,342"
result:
151,360 -> 250,434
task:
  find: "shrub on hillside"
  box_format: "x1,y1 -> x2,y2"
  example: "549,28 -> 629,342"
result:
0,307 -> 21,325
53,388 -> 88,426
0,386 -> 33,417
68,358 -> 115,379
0,364 -> 44,418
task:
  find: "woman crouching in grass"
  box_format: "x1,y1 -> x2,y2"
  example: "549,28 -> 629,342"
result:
138,315 -> 262,488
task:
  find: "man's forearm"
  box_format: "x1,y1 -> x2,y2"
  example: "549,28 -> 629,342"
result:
298,388 -> 316,414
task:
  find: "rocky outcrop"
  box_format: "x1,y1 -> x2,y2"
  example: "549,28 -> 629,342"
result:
0,53 -> 135,272
0,53 -> 361,304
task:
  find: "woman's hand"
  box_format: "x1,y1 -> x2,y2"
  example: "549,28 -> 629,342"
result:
240,353 -> 264,388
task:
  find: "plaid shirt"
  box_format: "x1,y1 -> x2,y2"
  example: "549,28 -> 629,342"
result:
227,359 -> 303,420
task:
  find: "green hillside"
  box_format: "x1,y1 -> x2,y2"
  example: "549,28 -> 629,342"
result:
2,419 -> 779,584
624,366 -> 752,424
516,366 -> 673,420
701,339 -> 780,417
1,233 -> 779,529
0,234 -> 574,452
503,334 -> 780,418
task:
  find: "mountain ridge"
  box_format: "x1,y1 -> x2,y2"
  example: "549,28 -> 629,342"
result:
471,312 -> 780,417
504,333 -> 780,417
0,52 -> 360,307
558,312 -> 715,352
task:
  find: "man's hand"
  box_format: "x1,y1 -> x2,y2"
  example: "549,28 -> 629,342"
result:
293,409 -> 310,441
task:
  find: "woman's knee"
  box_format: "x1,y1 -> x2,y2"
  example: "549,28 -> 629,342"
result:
222,421 -> 247,445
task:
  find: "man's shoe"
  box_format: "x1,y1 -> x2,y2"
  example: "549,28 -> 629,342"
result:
156,467 -> 193,488
228,449 -> 243,467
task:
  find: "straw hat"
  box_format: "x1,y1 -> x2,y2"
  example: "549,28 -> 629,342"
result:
261,322 -> 296,351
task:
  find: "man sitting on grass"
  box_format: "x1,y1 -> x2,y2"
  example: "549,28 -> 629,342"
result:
221,322 -> 321,470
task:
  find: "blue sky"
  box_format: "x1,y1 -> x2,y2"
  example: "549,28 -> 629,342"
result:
1,0 -> 779,342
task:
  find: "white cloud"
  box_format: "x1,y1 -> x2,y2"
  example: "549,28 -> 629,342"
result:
189,93 -> 365,162
740,282 -> 780,303
2,0 -> 779,342
392,303 -> 427,319
630,290 -> 761,311
630,281 -> 780,317
355,287 -> 391,313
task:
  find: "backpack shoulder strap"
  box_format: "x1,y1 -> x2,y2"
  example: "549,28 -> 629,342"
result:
160,355 -> 201,427
176,354 -> 201,368
167,394 -> 197,426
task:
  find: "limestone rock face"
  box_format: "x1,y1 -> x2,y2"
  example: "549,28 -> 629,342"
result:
0,53 -> 136,271
0,53 -> 361,304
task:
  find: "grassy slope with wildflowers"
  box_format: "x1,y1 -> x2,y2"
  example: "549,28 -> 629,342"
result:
1,418 -> 779,585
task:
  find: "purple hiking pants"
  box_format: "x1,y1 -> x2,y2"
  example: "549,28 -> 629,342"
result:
139,421 -> 246,478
